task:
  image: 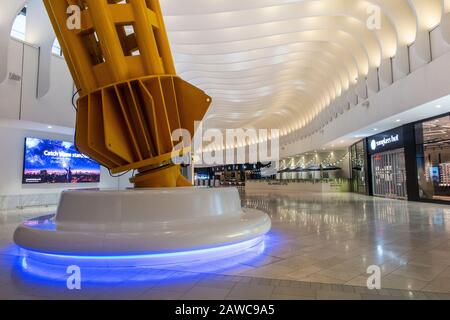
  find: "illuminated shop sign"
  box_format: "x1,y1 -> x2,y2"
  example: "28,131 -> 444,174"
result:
370,134 -> 400,151
367,127 -> 404,154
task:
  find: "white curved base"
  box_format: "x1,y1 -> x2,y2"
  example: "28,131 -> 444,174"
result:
14,188 -> 271,262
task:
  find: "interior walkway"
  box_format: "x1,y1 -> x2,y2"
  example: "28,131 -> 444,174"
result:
1,191 -> 450,300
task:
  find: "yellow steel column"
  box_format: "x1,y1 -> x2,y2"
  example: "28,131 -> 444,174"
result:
43,0 -> 98,94
84,0 -> 129,82
147,0 -> 177,75
129,0 -> 164,74
43,0 -> 212,188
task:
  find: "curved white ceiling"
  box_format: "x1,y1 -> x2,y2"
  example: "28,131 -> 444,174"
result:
0,0 -> 448,145
160,0 -> 447,138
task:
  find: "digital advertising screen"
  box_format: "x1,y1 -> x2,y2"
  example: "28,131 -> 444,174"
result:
22,137 -> 101,184
429,166 -> 440,183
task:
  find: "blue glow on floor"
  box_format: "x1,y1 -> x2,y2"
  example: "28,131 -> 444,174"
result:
20,236 -> 264,260
6,234 -> 277,286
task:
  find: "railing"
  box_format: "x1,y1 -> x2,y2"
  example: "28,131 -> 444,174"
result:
0,193 -> 60,210
245,179 -> 351,193
248,178 -> 350,185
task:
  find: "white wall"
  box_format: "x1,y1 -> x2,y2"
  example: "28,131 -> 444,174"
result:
245,180 -> 350,194
0,38 -> 133,210
21,44 -> 76,127
430,25 -> 450,60
0,39 -> 22,120
0,39 -> 75,127
0,123 -> 132,209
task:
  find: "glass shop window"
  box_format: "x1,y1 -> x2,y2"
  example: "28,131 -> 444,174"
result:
416,114 -> 450,202
350,140 -> 367,194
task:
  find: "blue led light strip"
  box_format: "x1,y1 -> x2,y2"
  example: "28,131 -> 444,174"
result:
20,236 -> 265,262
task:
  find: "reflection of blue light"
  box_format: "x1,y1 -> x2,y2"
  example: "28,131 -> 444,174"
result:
13,237 -> 269,285
433,212 -> 444,226
0,234 -> 280,298
21,256 -> 28,269
21,236 -> 264,263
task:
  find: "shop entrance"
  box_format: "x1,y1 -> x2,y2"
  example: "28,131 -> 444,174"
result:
371,148 -> 407,199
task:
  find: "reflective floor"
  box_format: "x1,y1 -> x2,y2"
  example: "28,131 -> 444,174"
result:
1,191 -> 450,300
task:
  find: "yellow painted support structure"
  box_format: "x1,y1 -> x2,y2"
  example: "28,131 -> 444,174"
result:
43,0 -> 211,188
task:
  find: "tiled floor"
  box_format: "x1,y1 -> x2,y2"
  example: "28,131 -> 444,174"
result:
1,191 -> 450,300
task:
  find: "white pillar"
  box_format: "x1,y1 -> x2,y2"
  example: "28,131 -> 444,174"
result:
25,0 -> 56,98
0,0 -> 27,83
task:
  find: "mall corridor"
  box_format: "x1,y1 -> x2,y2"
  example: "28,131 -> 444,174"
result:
1,192 -> 450,300
2,0 -> 450,307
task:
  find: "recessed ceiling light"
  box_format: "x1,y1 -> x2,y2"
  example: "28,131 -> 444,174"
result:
47,126 -> 53,129
395,119 -> 401,122
436,105 -> 442,108
373,128 -> 378,131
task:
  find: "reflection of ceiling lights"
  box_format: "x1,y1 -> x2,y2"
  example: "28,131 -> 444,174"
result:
424,131 -> 448,136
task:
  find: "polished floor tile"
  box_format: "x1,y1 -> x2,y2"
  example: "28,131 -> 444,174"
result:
2,192 -> 450,299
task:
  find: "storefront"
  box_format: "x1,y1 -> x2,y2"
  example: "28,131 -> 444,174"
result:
371,148 -> 407,199
366,125 -> 419,201
415,113 -> 450,202
194,163 -> 273,187
362,116 -> 450,203
350,140 -> 369,195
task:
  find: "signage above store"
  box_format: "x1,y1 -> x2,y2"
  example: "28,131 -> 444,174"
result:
367,127 -> 404,154
370,134 -> 400,151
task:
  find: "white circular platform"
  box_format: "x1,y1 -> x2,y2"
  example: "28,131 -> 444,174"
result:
14,187 -> 271,260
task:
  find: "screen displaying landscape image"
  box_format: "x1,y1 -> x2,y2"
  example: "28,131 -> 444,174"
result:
23,137 -> 101,184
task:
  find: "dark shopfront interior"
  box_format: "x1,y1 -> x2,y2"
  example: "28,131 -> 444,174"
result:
415,114 -> 450,202
353,112 -> 450,204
